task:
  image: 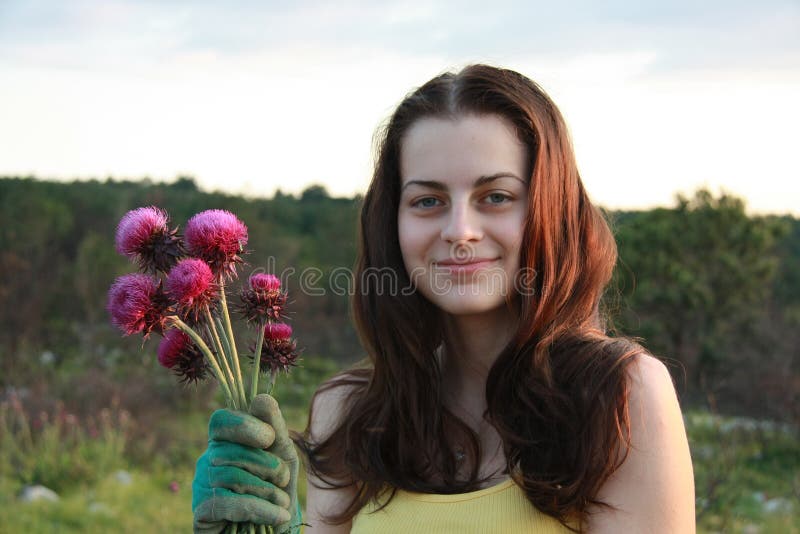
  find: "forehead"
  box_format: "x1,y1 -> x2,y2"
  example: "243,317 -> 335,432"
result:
399,114 -> 528,187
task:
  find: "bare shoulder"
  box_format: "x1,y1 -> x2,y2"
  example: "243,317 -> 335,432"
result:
626,353 -> 681,419
304,375 -> 366,534
588,353 -> 696,533
308,374 -> 365,444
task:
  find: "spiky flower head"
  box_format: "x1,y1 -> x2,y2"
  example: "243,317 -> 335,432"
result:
250,273 -> 281,292
184,209 -> 248,279
157,329 -> 208,384
264,322 -> 292,340
237,273 -> 287,325
107,274 -> 171,337
115,206 -> 184,273
166,258 -> 218,322
253,322 -> 300,374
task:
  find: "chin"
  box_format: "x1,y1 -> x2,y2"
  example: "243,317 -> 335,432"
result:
422,292 -> 508,317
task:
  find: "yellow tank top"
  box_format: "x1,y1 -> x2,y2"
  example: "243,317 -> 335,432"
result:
350,478 -> 574,533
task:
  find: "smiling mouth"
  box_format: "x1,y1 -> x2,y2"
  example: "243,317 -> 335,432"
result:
433,258 -> 500,273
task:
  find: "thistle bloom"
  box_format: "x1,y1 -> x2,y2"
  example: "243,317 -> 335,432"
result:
107,274 -> 171,337
250,273 -> 281,292
157,329 -> 208,384
237,273 -> 287,325
264,322 -> 292,340
254,322 -> 300,374
115,206 -> 183,273
166,258 -> 218,321
184,209 -> 248,279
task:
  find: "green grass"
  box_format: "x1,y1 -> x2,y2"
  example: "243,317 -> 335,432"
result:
689,411 -> 800,533
0,468 -> 194,532
1,375 -> 797,532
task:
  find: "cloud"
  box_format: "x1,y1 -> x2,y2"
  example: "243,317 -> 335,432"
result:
1,0 -> 797,75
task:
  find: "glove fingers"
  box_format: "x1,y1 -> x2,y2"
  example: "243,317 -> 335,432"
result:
250,395 -> 287,438
209,409 -> 276,449
250,395 -> 294,460
193,490 -> 292,526
210,441 -> 290,488
209,465 -> 291,509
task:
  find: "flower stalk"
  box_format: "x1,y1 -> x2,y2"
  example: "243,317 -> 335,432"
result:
203,314 -> 238,407
219,282 -> 248,407
169,316 -> 236,407
251,322 -> 266,403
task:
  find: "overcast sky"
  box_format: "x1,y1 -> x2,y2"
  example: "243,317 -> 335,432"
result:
1,0 -> 798,213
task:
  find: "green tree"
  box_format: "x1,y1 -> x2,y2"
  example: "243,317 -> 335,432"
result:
612,189 -> 788,405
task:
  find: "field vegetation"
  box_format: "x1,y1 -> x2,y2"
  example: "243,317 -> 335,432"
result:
1,176 -> 797,532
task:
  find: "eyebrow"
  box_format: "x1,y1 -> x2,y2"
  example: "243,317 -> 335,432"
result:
400,172 -> 525,192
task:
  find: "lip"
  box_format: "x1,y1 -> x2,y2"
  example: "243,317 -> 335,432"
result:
434,258 -> 499,274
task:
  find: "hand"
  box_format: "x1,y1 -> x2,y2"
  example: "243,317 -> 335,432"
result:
192,394 -> 301,533
251,394 -> 302,534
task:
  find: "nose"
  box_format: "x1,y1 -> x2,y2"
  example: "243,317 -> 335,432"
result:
440,201 -> 483,243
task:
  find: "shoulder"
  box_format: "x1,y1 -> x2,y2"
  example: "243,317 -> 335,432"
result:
308,373 -> 367,444
626,353 -> 678,411
588,353 -> 696,533
304,373 -> 368,533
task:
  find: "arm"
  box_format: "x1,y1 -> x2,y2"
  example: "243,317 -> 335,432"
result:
587,354 -> 696,533
303,380 -> 360,534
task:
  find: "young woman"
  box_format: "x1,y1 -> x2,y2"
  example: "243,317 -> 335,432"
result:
192,64 -> 695,533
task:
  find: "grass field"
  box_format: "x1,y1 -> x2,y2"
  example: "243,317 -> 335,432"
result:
1,368 -> 797,533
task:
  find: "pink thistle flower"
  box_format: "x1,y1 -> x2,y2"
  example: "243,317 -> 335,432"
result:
252,327 -> 301,375
166,258 -> 218,322
115,206 -> 184,273
250,273 -> 281,292
184,209 -> 248,279
236,273 -> 287,325
157,329 -> 208,384
264,322 -> 292,340
107,274 -> 172,337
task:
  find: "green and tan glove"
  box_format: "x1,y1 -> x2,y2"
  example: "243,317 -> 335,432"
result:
192,394 -> 302,534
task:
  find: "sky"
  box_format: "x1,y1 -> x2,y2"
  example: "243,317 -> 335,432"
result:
1,0 -> 798,214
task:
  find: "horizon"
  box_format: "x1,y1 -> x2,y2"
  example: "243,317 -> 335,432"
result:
5,173 -> 796,218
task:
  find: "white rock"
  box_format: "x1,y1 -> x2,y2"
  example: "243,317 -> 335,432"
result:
114,470 -> 133,485
764,497 -> 793,513
88,501 -> 113,515
19,485 -> 59,503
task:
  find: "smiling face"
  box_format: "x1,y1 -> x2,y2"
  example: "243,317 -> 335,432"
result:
397,114 -> 530,316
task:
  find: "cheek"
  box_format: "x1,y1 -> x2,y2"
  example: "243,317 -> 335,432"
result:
500,216 -> 527,262
397,215 -> 427,263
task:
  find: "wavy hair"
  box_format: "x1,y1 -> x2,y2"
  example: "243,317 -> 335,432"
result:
292,64 -> 641,531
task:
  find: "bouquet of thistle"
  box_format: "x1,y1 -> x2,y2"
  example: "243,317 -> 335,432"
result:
106,206 -> 301,533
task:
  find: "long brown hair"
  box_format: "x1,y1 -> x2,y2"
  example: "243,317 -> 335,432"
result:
292,64 -> 641,531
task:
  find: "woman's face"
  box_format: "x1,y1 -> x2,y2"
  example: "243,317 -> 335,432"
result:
397,113 -> 529,316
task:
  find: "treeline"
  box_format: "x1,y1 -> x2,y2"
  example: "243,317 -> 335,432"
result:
1,176 -> 797,423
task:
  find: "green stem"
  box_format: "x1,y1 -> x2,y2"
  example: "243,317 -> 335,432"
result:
251,321 -> 266,401
215,316 -> 233,361
169,316 -> 236,407
205,308 -> 237,402
220,280 -> 248,408
268,369 -> 278,395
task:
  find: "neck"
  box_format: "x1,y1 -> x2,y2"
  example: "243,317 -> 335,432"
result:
440,305 -> 518,409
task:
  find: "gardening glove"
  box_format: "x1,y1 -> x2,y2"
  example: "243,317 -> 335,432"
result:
192,394 -> 301,533
251,394 -> 302,534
